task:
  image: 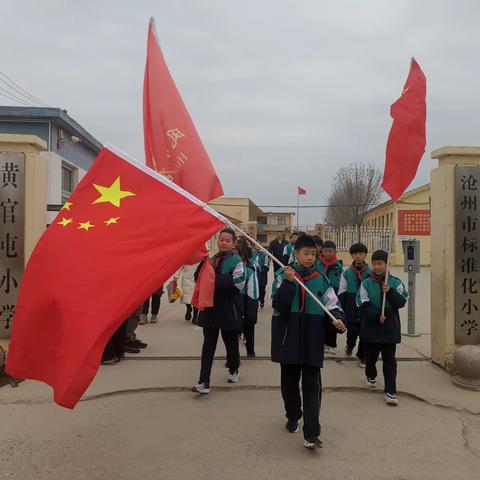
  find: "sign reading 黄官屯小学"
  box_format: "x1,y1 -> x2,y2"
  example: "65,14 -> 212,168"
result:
0,152 -> 25,338
455,166 -> 480,344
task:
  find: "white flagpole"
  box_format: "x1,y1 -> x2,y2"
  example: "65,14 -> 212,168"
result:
381,202 -> 396,317
227,221 -> 345,329
296,191 -> 300,231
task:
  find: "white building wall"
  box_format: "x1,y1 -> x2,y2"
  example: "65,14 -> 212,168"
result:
41,151 -> 86,224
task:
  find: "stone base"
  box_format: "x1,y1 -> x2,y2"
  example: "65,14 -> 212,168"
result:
452,345 -> 480,391
452,375 -> 480,391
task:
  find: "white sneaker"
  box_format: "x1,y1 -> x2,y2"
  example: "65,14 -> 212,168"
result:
139,314 -> 148,325
324,346 -> 336,355
192,383 -> 210,394
150,314 -> 158,323
227,370 -> 240,383
384,393 -> 398,405
357,359 -> 366,368
303,438 -> 322,449
365,377 -> 377,388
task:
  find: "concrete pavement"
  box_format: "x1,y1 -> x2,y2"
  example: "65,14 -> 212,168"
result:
1,267 -> 480,479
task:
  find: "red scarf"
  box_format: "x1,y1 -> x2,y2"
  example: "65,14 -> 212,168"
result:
293,270 -> 320,313
369,272 -> 386,286
351,262 -> 369,283
213,251 -> 232,271
319,255 -> 338,275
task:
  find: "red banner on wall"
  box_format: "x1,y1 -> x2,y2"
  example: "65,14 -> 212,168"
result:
398,209 -> 430,236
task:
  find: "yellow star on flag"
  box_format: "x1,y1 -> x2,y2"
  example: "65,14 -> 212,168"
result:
78,221 -> 94,231
92,177 -> 135,208
62,201 -> 73,211
58,217 -> 73,227
105,217 -> 120,226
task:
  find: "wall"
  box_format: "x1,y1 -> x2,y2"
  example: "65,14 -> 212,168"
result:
430,147 -> 480,368
49,123 -> 98,171
0,134 -> 48,258
42,151 -> 87,224
363,186 -> 431,266
0,120 -> 50,146
208,197 -> 251,224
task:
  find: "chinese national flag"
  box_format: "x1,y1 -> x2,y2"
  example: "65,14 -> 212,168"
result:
298,186 -> 306,195
6,146 -> 225,408
143,18 -> 223,203
382,58 -> 426,202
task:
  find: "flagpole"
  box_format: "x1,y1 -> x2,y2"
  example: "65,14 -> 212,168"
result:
296,191 -> 299,231
381,202 -> 396,317
227,221 -> 345,330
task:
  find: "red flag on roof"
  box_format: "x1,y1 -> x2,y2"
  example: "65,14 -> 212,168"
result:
143,18 -> 223,203
382,58 -> 427,202
298,186 -> 306,195
6,146 -> 226,408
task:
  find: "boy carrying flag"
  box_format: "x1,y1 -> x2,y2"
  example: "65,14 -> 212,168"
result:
271,235 -> 346,449
357,250 -> 408,405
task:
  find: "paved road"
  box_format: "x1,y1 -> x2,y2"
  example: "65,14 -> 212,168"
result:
2,266 -> 480,479
1,390 -> 479,480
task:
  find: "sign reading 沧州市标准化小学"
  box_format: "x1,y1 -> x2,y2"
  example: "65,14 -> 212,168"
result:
455,165 -> 480,345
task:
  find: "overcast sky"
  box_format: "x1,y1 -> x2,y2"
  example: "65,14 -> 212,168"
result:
1,0 -> 480,224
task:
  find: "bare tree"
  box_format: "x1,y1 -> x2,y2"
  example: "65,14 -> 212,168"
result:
325,163 -> 383,227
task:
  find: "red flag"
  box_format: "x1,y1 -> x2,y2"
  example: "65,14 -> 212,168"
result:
298,186 -> 306,195
143,18 -> 223,202
191,258 -> 216,311
382,58 -> 426,202
6,146 -> 225,408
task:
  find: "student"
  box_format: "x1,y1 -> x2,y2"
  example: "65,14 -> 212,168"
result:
337,243 -> 371,367
253,243 -> 270,308
312,235 -> 324,260
317,241 -> 343,293
192,228 -> 246,395
282,231 -> 299,265
317,240 -> 343,354
271,234 -> 346,449
285,230 -> 306,265
140,287 -> 164,324
237,238 -> 259,357
356,250 -> 408,405
174,263 -> 200,323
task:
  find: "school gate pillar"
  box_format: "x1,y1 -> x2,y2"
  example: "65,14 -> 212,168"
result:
0,134 -> 47,339
430,147 -> 480,379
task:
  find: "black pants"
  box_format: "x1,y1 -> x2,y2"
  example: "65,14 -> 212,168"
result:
186,304 -> 199,322
365,343 -> 397,394
324,325 -> 337,348
281,364 -> 322,441
259,284 -> 267,305
142,290 -> 163,315
346,322 -> 364,359
103,320 -> 128,361
243,325 -> 255,355
199,327 -> 240,385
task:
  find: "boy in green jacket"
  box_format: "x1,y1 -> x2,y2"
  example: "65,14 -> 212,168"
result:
357,250 -> 408,405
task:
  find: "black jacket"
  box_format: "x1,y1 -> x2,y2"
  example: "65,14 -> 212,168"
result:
269,239 -> 288,268
271,265 -> 344,367
197,253 -> 245,331
359,287 -> 407,344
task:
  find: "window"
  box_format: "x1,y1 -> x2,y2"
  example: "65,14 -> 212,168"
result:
257,234 -> 267,243
61,164 -> 75,203
277,216 -> 286,225
257,216 -> 267,224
